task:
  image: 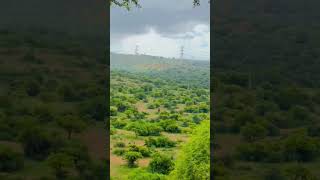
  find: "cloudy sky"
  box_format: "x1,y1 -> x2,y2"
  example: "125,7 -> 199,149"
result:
111,0 -> 210,61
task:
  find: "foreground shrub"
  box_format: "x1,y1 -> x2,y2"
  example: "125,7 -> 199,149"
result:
170,120 -> 210,180
128,169 -> 166,180
149,153 -> 174,175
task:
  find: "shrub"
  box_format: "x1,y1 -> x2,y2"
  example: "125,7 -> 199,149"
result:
159,120 -> 181,133
25,80 -> 40,96
46,153 -> 73,179
57,115 -> 86,139
113,149 -> 126,156
0,145 -> 24,172
285,165 -> 317,180
149,153 -> 174,174
240,123 -> 268,142
145,137 -> 176,148
112,119 -> 127,129
128,169 -> 166,180
127,145 -> 152,157
114,142 -> 126,148
20,127 -> 53,160
126,122 -> 162,136
283,134 -> 319,162
236,142 -> 269,162
123,151 -> 142,167
264,168 -> 285,180
169,120 -> 210,180
307,124 -> 320,137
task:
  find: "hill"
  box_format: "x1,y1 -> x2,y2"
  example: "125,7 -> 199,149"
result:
110,53 -> 210,179
111,53 -> 210,88
0,29 -> 107,179
213,0 -> 320,179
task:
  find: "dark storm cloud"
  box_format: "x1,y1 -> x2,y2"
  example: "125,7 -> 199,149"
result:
0,0 -> 107,36
111,0 -> 210,36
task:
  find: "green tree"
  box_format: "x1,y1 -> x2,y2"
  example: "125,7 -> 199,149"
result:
149,153 -> 174,175
123,151 -> 142,167
170,120 -> 210,180
47,153 -> 73,179
286,165 -> 317,180
240,123 -> 268,142
57,115 -> 86,139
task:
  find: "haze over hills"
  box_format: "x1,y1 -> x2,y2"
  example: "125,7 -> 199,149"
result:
111,52 -> 210,88
111,52 -> 209,70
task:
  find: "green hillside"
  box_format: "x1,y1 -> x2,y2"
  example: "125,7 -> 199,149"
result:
110,54 -> 210,179
111,53 -> 210,88
0,29 -> 107,179
213,0 -> 320,179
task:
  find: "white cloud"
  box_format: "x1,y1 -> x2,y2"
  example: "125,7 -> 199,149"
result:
111,24 -> 210,61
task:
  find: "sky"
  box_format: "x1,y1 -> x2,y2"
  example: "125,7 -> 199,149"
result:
110,0 -> 210,61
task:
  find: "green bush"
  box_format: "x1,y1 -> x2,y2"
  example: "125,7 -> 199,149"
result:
264,168 -> 285,180
149,153 -> 174,174
170,120 -> 210,180
46,153 -> 73,179
240,123 -> 268,142
283,134 -> 319,162
25,80 -> 40,97
159,120 -> 181,133
145,137 -> 176,148
127,145 -> 152,157
0,145 -> 24,172
114,142 -> 126,148
123,151 -> 142,167
126,121 -> 162,136
128,169 -> 166,180
113,148 -> 126,156
112,119 -> 127,129
20,127 -> 53,160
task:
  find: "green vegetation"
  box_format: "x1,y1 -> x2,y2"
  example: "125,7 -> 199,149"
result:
0,29 -> 107,179
213,0 -> 320,179
110,53 -> 210,179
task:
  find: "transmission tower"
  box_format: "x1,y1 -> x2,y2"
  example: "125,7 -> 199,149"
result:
180,45 -> 184,59
135,44 -> 139,55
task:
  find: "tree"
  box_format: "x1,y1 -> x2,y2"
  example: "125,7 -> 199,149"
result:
47,153 -> 73,179
57,115 -> 86,139
170,120 -> 210,180
123,151 -> 142,167
25,80 -> 40,96
285,165 -> 317,180
240,123 -> 268,142
149,153 -> 174,175
20,127 -> 53,160
284,134 -> 318,162
264,168 -> 285,180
